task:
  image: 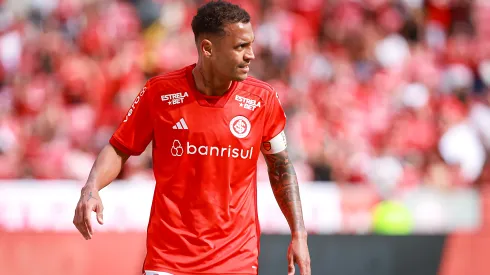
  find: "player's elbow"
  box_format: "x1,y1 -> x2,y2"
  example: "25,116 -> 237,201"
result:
107,144 -> 131,162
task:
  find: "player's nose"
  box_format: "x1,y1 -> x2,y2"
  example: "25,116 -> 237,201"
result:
244,47 -> 255,62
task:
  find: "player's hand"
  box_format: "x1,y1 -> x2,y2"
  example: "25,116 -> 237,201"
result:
73,187 -> 104,240
287,233 -> 311,275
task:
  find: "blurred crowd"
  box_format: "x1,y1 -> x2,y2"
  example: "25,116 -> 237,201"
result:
1,0 -> 490,192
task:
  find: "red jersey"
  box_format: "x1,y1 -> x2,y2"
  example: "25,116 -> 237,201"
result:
110,64 -> 287,275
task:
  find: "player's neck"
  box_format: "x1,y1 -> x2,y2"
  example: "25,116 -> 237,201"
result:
192,63 -> 232,96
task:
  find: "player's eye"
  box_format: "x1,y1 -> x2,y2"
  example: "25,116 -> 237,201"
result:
236,43 -> 249,50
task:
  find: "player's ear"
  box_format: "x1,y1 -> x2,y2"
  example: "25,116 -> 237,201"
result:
200,39 -> 213,58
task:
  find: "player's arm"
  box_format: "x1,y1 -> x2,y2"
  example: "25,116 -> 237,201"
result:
261,90 -> 310,275
85,144 -> 129,191
74,82 -> 154,240
261,92 -> 306,236
263,148 -> 306,236
263,143 -> 311,275
74,144 -> 129,240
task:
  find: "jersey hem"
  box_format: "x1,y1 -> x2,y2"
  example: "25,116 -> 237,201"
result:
109,135 -> 142,156
144,266 -> 257,275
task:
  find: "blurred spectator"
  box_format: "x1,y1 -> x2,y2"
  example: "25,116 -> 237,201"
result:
438,97 -> 485,185
1,0 -> 489,194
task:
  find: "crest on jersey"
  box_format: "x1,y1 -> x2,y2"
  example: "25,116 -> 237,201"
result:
263,142 -> 272,151
229,116 -> 251,139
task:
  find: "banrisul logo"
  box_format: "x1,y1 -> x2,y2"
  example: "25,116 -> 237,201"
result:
171,140 -> 253,159
171,140 -> 184,156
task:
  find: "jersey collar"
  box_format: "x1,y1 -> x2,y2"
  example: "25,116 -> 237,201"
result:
185,64 -> 238,108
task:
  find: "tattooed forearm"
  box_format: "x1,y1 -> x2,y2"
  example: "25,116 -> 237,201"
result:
264,150 -> 306,234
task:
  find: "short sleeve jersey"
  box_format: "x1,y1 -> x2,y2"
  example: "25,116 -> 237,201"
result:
110,64 -> 287,275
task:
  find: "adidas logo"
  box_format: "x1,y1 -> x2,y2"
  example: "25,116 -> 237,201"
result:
172,118 -> 188,130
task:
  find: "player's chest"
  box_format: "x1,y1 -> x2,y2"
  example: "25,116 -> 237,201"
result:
154,92 -> 266,147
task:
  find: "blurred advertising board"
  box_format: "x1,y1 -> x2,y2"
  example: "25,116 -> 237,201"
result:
0,180 -> 482,234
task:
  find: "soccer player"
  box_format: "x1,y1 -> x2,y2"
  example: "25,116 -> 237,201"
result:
73,1 -> 311,275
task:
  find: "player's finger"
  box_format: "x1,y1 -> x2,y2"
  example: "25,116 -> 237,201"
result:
73,205 -> 82,232
96,203 -> 104,225
73,204 -> 80,226
288,251 -> 295,275
74,205 -> 84,232
83,204 -> 93,239
299,258 -> 311,275
78,206 -> 90,239
74,205 -> 89,239
306,256 -> 312,275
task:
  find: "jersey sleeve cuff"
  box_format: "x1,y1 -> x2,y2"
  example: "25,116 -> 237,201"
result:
109,135 -> 141,156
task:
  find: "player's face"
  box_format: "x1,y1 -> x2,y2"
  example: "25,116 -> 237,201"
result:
212,22 -> 255,81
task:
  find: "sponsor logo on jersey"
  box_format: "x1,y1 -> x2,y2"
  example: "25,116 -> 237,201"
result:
171,140 -> 184,156
172,118 -> 188,130
171,139 -> 253,159
161,92 -> 189,106
235,95 -> 261,111
229,116 -> 251,139
123,87 -> 147,122
276,92 -> 282,105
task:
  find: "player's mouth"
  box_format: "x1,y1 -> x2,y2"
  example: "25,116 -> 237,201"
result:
238,65 -> 250,73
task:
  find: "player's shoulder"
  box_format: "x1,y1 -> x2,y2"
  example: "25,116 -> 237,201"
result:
147,65 -> 190,87
145,66 -> 193,106
240,77 -> 278,106
242,76 -> 275,95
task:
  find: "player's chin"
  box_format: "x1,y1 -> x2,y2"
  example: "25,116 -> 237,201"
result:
234,74 -> 248,81
233,71 -> 249,81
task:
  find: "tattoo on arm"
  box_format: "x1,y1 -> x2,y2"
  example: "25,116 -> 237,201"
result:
263,150 -> 306,233
86,191 -> 97,202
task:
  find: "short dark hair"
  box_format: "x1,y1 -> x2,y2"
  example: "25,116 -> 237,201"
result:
191,1 -> 251,42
